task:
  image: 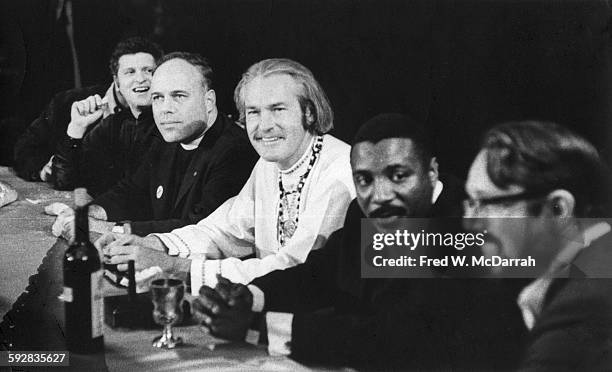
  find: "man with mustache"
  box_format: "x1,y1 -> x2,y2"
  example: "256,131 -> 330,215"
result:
51,36 -> 163,197
464,121 -> 612,369
192,114 -> 526,369
98,59 -> 355,288
52,52 -> 258,238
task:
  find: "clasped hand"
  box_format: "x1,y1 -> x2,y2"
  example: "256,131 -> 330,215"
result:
192,276 -> 255,341
95,233 -> 170,272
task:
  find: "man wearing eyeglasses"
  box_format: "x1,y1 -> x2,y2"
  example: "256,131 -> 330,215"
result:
464,120 -> 612,369
191,114 -> 527,369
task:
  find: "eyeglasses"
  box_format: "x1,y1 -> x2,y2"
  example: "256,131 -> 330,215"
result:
463,189 -> 551,215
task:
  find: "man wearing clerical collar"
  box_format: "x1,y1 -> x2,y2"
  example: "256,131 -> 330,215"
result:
53,52 -> 258,238
463,120 -> 612,369
99,58 -> 356,290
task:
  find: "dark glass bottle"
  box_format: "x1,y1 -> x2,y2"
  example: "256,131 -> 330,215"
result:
62,188 -> 104,353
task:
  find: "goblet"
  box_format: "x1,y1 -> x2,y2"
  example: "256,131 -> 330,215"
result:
150,278 -> 184,348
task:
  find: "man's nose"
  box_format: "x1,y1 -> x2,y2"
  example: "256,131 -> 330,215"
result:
259,110 -> 275,131
158,97 -> 175,113
372,178 -> 394,204
135,69 -> 148,82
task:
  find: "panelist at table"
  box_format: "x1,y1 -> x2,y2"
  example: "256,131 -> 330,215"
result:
0,169 -> 328,370
51,52 -> 258,238
52,37 -> 164,196
99,58 -> 356,289
463,121 -> 612,369
193,114 -> 527,370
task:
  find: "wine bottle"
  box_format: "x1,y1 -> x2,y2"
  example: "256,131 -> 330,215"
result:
62,188 -> 104,353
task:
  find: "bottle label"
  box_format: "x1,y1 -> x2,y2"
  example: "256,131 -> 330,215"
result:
91,270 -> 104,338
59,287 -> 73,303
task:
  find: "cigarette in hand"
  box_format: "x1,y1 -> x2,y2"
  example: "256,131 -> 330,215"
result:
96,97 -> 109,110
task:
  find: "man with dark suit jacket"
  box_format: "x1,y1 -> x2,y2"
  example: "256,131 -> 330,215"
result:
464,120 -> 612,370
53,52 -> 258,237
193,113 -> 527,369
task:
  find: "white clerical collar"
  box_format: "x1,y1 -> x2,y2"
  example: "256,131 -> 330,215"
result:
432,180 -> 443,204
180,115 -> 216,150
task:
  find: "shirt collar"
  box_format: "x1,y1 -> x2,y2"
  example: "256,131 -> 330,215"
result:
517,221 -> 611,329
584,221 -> 611,246
279,136 -> 316,175
179,111 -> 218,150
102,82 -> 126,118
432,180 -> 443,204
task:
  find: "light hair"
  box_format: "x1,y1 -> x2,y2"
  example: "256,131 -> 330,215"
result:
234,58 -> 333,134
155,51 -> 214,90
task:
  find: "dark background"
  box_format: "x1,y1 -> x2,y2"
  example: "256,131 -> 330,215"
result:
1,0 -> 611,179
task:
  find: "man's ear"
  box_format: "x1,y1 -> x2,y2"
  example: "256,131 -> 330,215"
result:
205,89 -> 217,113
428,157 -> 439,187
113,75 -> 119,89
544,189 -> 575,218
304,104 -> 315,125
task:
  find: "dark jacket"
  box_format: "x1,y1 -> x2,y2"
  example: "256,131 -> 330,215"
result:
53,106 -> 159,196
519,230 -> 612,371
93,114 -> 259,236
13,84 -> 108,181
253,183 -> 527,370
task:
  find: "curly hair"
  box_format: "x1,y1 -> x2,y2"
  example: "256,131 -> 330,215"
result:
108,36 -> 163,77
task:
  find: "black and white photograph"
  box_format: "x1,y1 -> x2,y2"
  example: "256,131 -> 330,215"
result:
1,0 -> 611,370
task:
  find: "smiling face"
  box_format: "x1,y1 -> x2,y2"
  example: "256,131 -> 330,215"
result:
351,138 -> 437,232
113,53 -> 156,115
243,74 -> 314,170
150,58 -> 213,143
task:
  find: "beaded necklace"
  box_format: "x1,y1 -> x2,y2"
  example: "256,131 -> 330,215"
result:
277,135 -> 324,246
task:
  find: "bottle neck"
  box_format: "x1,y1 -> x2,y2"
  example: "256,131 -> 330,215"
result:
73,205 -> 90,243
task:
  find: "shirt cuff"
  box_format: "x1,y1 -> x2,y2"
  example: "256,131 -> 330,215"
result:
203,259 -> 221,288
248,285 -> 265,312
189,259 -> 224,296
266,312 -> 293,356
190,258 -> 204,296
153,233 -> 190,257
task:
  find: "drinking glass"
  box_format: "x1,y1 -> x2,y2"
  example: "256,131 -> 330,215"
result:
150,278 -> 184,348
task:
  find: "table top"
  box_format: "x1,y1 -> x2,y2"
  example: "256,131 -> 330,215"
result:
0,167 -> 325,371
0,166 -> 71,317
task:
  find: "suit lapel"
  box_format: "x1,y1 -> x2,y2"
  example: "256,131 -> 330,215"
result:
174,146 -> 207,210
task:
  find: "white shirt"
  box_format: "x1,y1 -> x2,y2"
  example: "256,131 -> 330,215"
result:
154,134 -> 355,294
249,179 -> 445,356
